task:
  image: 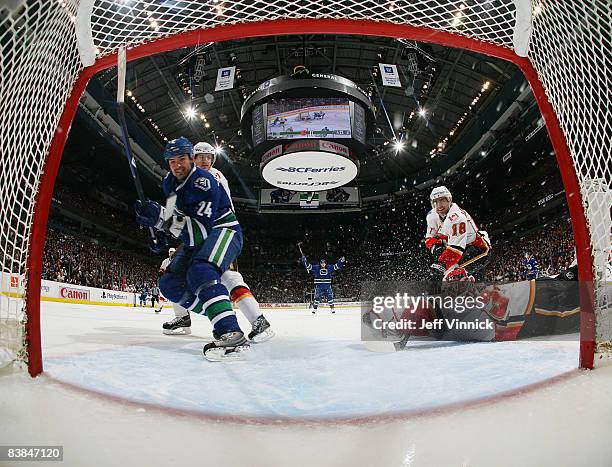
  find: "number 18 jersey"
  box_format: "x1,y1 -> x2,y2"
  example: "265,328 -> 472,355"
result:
425,203 -> 489,268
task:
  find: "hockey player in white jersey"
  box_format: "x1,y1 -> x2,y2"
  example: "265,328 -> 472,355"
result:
159,247 -> 176,275
162,142 -> 274,342
425,186 -> 492,281
155,247 -> 176,314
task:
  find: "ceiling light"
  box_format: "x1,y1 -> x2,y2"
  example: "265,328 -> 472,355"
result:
185,107 -> 196,119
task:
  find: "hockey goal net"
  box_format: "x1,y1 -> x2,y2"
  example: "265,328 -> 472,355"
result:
0,0 -> 610,375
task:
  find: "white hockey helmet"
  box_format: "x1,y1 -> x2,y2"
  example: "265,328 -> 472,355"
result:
193,142 -> 216,165
430,185 -> 452,206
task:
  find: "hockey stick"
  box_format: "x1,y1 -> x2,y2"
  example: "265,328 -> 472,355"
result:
297,241 -> 305,257
116,47 -> 159,247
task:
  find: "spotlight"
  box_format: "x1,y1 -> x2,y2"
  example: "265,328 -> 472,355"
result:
185,107 -> 196,119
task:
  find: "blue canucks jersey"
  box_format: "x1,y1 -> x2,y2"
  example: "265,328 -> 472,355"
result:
162,165 -> 240,248
523,256 -> 539,279
302,257 -> 344,284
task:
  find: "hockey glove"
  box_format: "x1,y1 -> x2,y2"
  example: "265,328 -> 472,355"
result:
148,230 -> 168,254
135,200 -> 164,229
429,261 -> 447,281
431,243 -> 445,259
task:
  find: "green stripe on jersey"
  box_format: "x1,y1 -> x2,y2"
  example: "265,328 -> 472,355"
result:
214,211 -> 237,225
210,229 -> 233,266
191,219 -> 204,246
206,300 -> 233,319
191,301 -> 204,314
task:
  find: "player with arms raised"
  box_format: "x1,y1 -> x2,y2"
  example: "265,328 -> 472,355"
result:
135,137 -> 249,360
301,254 -> 346,314
522,252 -> 539,280
425,186 -> 491,281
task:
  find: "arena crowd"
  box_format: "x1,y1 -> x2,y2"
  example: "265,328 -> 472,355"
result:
43,201 -> 576,302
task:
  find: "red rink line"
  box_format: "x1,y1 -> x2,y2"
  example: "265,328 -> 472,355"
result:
43,362 -> 581,427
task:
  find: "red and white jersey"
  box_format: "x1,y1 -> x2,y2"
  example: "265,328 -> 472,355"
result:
209,167 -> 234,211
159,256 -> 172,274
426,203 -> 480,249
425,203 -> 489,269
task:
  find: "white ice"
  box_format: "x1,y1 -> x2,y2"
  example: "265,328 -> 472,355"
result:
2,301 -> 612,466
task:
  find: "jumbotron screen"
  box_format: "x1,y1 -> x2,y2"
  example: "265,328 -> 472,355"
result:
266,97 -> 351,140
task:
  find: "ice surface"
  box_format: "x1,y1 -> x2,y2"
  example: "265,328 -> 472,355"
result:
45,337 -> 578,419
2,301 -> 611,466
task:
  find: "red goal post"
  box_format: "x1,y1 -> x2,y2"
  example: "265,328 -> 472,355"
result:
0,1 -> 609,376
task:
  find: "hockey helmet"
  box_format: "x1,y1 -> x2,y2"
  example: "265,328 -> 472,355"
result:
430,185 -> 452,207
320,258 -> 327,265
193,141 -> 216,166
164,137 -> 193,161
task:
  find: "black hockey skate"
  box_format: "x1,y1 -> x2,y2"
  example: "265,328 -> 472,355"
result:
203,331 -> 250,361
248,315 -> 275,343
162,314 -> 191,335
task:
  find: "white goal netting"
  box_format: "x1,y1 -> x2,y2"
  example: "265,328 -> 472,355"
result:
0,0 -> 610,373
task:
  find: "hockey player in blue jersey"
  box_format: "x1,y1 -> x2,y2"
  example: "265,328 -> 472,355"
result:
301,255 -> 345,314
523,253 -> 539,280
134,137 -> 248,361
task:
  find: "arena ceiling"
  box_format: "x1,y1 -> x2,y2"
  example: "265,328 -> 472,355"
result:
95,34 -> 519,186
